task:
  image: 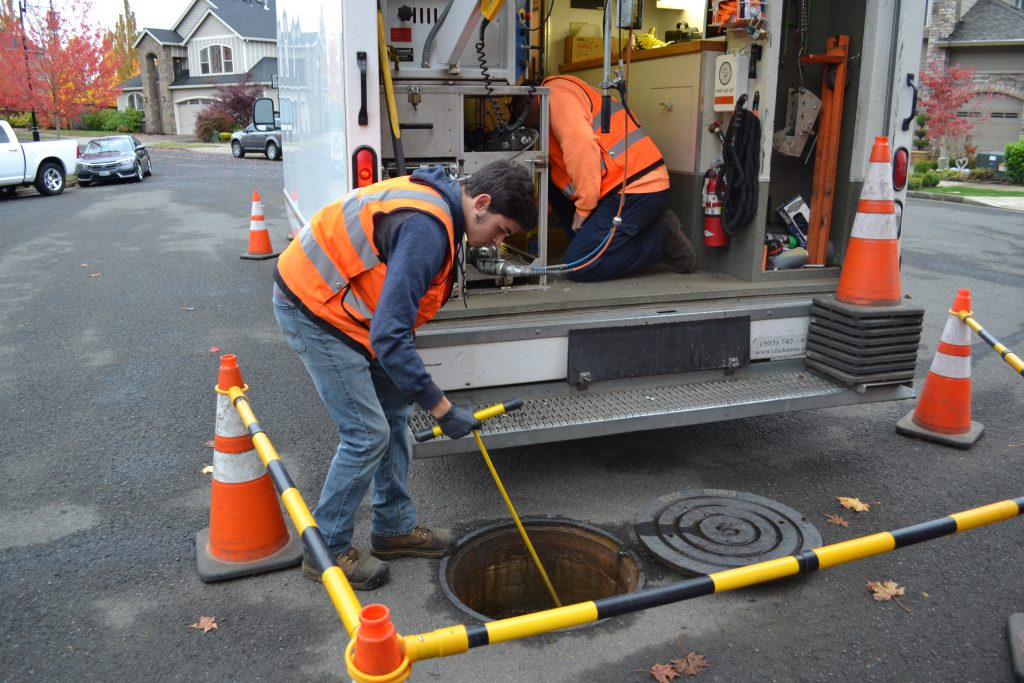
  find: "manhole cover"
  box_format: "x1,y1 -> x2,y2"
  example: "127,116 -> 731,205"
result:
635,489 -> 822,576
440,519 -> 644,622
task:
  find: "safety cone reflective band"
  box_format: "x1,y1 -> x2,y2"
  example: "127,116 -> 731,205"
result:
196,354 -> 302,581
346,604 -> 411,683
835,136 -> 901,306
240,191 -> 280,260
896,289 -> 984,448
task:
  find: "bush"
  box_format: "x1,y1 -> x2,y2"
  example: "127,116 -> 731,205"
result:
1006,139 -> 1024,184
938,168 -> 967,181
79,108 -> 118,131
219,131 -> 232,142
8,111 -> 32,128
913,161 -> 933,175
921,171 -> 940,187
105,109 -> 143,132
194,105 -> 235,142
912,137 -> 929,150
969,167 -> 995,181
907,175 -> 923,191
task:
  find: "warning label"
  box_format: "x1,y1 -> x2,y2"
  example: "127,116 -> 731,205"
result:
391,27 -> 412,43
394,47 -> 414,63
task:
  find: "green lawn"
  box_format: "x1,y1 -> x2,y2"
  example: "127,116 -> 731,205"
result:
920,185 -> 1024,197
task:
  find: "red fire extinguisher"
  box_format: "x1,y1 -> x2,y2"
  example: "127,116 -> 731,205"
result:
703,167 -> 728,247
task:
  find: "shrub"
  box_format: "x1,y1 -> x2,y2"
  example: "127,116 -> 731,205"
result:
969,167 -> 994,181
938,168 -> 967,181
907,175 -> 923,191
1006,139 -> 1024,184
219,131 -> 232,142
921,171 -> 940,188
212,74 -> 263,129
79,108 -> 118,131
912,137 -> 929,150
194,105 -> 235,142
913,161 -> 933,175
8,111 -> 32,128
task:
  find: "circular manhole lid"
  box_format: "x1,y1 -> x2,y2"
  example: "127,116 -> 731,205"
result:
635,489 -> 822,576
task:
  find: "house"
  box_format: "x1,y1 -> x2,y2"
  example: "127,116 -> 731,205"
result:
924,0 -> 1024,154
117,0 -> 278,136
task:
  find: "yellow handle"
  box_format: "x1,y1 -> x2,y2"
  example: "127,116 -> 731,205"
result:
481,0 -> 505,22
415,400 -> 523,442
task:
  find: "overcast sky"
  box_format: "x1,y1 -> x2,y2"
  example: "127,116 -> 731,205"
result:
86,0 -> 191,33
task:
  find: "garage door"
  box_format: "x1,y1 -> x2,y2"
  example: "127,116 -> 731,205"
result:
174,98 -> 217,137
961,93 -> 1023,154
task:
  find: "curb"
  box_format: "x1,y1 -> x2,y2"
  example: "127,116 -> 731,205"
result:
907,191 -> 1024,212
907,191 -> 963,204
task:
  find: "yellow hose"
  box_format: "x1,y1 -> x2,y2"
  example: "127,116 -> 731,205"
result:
377,10 -> 401,140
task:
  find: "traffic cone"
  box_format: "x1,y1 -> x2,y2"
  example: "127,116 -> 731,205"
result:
240,191 -> 280,260
196,354 -> 302,582
896,289 -> 984,448
835,136 -> 901,306
285,190 -> 302,241
346,604 -> 410,683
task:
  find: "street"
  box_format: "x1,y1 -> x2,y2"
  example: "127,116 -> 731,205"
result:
1,150 -> 1022,682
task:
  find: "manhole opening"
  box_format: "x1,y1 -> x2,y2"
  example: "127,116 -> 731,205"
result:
440,520 -> 644,622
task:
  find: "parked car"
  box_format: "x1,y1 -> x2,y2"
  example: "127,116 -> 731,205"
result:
0,120 -> 79,197
76,136 -> 152,186
230,122 -> 282,161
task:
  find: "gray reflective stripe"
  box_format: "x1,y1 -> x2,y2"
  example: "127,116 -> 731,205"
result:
591,100 -> 624,132
561,182 -> 576,198
299,225 -> 348,295
607,128 -> 650,158
343,187 -> 452,271
342,286 -> 375,320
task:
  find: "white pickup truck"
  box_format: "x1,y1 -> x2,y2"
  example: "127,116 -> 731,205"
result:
0,120 -> 79,197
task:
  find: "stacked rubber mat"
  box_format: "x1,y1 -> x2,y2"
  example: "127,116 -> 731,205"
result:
805,294 -> 925,386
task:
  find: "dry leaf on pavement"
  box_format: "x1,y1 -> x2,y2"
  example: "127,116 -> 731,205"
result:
837,496 -> 871,512
671,653 -> 710,676
209,346 -> 221,353
190,615 -> 218,633
648,662 -> 679,682
867,580 -> 911,612
204,439 -> 215,448
201,465 -> 214,474
825,514 -> 850,528
88,273 -> 101,278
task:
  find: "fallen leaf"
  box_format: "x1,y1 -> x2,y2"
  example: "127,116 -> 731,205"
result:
189,615 -> 218,633
904,293 -> 913,299
921,592 -> 929,598
88,273 -> 101,278
648,662 -> 679,682
671,652 -> 710,677
825,514 -> 850,528
182,306 -> 195,312
204,439 -> 215,448
201,465 -> 214,474
867,580 -> 904,601
209,346 -> 221,353
79,263 -> 88,267
1009,442 -> 1023,448
837,496 -> 871,512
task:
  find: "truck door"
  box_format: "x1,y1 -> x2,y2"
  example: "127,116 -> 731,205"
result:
0,125 -> 25,185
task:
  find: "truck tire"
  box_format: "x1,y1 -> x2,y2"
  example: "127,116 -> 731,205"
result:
265,140 -> 280,161
35,162 -> 65,196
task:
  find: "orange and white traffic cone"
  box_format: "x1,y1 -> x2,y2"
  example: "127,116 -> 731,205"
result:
896,289 -> 984,448
196,354 -> 302,581
835,136 -> 901,306
240,191 -> 280,260
346,604 -> 410,683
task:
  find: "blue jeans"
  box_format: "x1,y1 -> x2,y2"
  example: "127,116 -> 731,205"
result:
549,182 -> 667,282
273,293 -> 417,554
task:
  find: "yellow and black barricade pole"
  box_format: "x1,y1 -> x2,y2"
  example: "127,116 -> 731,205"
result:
954,308 -> 1024,379
227,386 -> 363,637
400,496 -> 1024,663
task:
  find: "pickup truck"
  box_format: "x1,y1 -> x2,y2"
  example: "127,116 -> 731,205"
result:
0,120 -> 79,196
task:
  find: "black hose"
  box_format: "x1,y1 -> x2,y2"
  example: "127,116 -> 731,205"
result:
716,95 -> 761,236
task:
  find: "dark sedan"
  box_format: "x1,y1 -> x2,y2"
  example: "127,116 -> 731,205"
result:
76,136 -> 152,186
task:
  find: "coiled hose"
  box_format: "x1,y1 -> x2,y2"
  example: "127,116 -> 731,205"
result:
716,94 -> 761,236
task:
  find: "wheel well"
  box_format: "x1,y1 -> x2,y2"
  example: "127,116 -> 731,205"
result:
39,157 -> 66,173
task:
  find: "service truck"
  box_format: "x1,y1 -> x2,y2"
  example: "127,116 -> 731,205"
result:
260,0 -> 928,455
0,120 -> 78,197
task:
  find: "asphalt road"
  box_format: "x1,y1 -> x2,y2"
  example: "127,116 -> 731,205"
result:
1,153 -> 1022,683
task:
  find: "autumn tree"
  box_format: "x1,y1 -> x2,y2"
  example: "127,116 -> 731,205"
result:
105,0 -> 137,82
10,0 -> 119,132
918,58 -> 985,158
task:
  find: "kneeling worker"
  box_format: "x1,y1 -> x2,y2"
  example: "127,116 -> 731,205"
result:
525,74 -> 695,282
272,160 -> 537,589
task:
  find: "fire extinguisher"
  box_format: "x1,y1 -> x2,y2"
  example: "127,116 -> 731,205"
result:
703,167 -> 728,247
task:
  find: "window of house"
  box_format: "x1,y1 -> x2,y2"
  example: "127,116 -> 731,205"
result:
127,93 -> 144,110
199,45 -> 233,75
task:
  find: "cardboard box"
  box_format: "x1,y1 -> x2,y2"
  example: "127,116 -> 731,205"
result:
563,36 -> 627,64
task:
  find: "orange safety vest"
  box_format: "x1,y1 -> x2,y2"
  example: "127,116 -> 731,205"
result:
276,176 -> 456,356
545,75 -> 665,202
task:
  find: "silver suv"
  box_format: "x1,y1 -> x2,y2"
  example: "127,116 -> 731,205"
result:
230,121 -> 282,161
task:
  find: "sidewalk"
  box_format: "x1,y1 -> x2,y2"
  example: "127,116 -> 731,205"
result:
908,180 -> 1024,212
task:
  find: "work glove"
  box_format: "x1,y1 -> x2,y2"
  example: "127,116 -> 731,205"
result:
437,405 -> 482,440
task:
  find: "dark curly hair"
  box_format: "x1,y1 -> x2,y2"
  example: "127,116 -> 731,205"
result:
461,160 -> 538,231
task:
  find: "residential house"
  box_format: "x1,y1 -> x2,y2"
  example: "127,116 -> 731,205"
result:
923,0 -> 1024,154
117,0 -> 278,137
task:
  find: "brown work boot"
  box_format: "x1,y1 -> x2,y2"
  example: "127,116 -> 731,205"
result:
370,526 -> 454,559
301,547 -> 389,590
655,209 -> 696,274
